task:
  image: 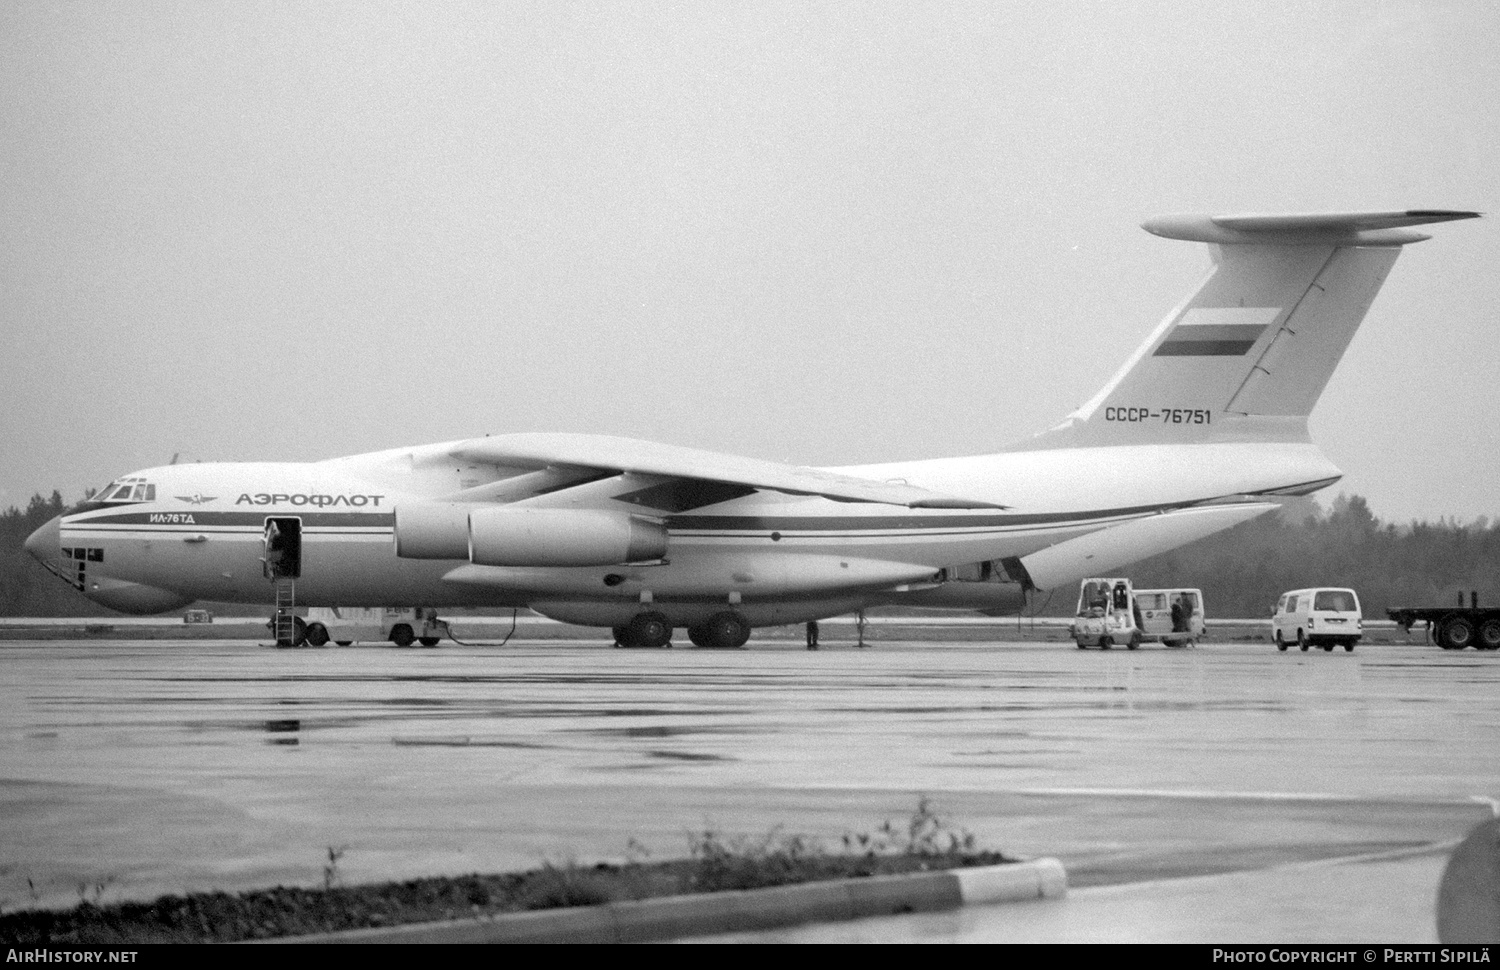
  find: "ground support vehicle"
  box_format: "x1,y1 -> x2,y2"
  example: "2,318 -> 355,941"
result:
1070,578 -> 1144,649
299,607 -> 451,648
1070,579 -> 1206,649
1272,588 -> 1362,652
1388,593 -> 1500,651
1133,588 -> 1205,648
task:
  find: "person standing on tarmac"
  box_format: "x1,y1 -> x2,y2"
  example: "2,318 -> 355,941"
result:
1170,596 -> 1188,633
806,620 -> 819,650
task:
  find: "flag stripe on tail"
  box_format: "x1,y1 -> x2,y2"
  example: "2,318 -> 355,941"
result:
1154,306 -> 1280,357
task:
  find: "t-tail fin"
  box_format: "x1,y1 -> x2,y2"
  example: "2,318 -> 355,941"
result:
1017,210 -> 1478,450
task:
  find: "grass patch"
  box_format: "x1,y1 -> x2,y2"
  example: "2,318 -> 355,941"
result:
1,799 -> 1015,943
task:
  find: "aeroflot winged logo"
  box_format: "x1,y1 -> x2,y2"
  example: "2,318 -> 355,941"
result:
175,494 -> 218,505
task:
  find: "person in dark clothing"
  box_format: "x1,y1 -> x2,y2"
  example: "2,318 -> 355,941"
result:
805,620 -> 819,650
1171,597 -> 1188,633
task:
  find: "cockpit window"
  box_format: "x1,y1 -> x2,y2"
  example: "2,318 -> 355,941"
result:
96,478 -> 156,504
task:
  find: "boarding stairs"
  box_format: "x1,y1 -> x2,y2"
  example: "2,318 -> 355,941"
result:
273,577 -> 297,647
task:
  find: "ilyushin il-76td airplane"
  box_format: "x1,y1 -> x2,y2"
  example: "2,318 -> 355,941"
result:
26,210 -> 1478,648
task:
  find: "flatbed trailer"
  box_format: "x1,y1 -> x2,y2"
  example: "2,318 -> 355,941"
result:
1387,592 -> 1500,651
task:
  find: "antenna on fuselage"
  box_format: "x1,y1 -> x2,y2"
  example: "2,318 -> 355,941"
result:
170,453 -> 180,465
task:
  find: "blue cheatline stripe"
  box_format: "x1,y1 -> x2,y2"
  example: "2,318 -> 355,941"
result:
70,511 -> 396,527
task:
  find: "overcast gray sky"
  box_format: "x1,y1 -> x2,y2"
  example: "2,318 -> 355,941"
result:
2,1 -> 1495,523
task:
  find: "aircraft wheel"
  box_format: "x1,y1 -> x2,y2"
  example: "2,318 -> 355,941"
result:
304,622 -> 329,647
700,611 -> 751,648
1477,619 -> 1500,651
418,636 -> 441,647
390,624 -> 416,648
686,625 -> 711,647
1099,636 -> 1113,650
612,625 -> 635,648
627,611 -> 673,649
1298,630 -> 1309,652
1440,616 -> 1475,650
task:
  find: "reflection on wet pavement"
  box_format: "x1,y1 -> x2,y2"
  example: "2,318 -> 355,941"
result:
1,638 -> 1496,915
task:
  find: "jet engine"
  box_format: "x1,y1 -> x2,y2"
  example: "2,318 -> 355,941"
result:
394,504 -> 668,567
393,503 -> 471,560
469,508 -> 668,567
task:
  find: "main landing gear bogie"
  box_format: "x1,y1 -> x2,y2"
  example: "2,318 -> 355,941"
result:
614,611 -> 673,649
688,611 -> 751,649
615,610 -> 753,649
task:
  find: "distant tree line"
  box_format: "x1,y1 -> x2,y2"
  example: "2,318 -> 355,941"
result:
2,489 -> 1498,619
0,491 -> 111,616
1100,494 -> 1500,619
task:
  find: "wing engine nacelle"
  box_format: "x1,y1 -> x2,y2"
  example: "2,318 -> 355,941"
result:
394,503 -> 472,560
395,503 -> 668,567
469,507 -> 668,567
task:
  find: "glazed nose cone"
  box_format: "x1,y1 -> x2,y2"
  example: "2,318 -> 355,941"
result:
25,514 -> 62,563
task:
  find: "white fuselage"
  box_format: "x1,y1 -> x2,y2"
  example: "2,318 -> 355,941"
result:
38,437 -> 1330,627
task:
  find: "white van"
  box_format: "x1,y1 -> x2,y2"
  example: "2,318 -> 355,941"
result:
1272,588 -> 1362,652
1134,588 -> 1206,647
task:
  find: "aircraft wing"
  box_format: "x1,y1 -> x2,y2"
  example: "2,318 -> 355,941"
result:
447,433 -> 1004,509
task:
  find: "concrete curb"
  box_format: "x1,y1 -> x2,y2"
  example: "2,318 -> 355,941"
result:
273,858 -> 1066,944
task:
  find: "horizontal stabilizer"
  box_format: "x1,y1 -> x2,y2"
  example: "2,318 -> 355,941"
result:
450,433 -> 1006,510
1144,210 -> 1479,246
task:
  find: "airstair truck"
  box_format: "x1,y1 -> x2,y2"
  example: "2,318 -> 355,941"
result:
1388,592 -> 1500,651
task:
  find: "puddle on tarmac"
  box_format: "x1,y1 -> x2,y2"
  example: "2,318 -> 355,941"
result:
646,750 -> 729,762
389,736 -> 553,748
